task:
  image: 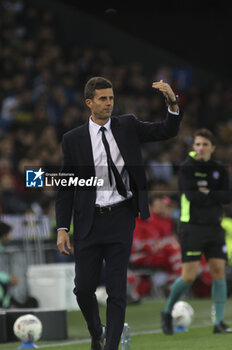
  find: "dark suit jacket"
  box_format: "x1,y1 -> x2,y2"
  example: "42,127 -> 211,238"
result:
56,111 -> 183,239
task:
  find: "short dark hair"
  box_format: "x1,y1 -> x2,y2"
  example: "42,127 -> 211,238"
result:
193,128 -> 216,145
0,221 -> 11,238
84,77 -> 113,99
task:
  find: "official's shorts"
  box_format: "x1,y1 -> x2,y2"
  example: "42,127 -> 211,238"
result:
178,223 -> 227,262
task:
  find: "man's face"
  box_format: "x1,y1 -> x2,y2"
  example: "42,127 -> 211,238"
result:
193,136 -> 215,161
85,88 -> 114,123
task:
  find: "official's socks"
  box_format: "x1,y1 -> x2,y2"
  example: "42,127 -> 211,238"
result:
163,277 -> 191,314
211,279 -> 227,325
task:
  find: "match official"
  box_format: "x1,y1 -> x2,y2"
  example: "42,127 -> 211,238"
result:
162,128 -> 232,335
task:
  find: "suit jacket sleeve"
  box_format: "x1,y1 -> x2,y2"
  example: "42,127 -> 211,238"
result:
55,134 -> 75,231
135,109 -> 183,143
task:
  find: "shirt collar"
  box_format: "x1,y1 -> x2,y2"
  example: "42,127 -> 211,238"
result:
89,116 -> 111,135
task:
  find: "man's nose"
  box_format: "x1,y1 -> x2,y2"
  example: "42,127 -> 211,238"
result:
106,98 -> 112,105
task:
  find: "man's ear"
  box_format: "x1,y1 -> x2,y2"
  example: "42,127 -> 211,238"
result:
85,98 -> 92,108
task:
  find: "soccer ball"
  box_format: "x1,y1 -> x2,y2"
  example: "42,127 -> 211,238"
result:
96,286 -> 108,306
172,301 -> 194,328
13,314 -> 42,343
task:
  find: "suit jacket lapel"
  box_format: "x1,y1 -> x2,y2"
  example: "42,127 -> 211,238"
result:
78,121 -> 95,176
78,117 -> 130,172
111,117 -> 128,163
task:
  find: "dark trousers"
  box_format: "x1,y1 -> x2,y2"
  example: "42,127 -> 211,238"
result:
73,204 -> 135,350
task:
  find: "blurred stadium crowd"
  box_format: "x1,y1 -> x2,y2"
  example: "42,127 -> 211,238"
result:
0,0 -> 232,217
0,0 -> 232,302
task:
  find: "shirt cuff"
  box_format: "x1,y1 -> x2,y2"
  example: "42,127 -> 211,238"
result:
168,107 -> 179,115
57,228 -> 68,231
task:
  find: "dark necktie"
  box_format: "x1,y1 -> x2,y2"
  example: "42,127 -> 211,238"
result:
100,126 -> 127,198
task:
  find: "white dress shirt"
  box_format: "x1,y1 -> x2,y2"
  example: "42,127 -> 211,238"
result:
58,108 -> 179,230
89,116 -> 132,206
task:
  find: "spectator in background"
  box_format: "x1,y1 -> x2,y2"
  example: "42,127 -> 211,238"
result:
0,221 -> 19,308
222,206 -> 232,267
221,206 -> 232,297
0,172 -> 28,214
148,152 -> 174,184
129,195 -> 182,299
0,219 -> 39,308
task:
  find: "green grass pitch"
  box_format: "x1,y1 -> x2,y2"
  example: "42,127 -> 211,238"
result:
2,298 -> 232,350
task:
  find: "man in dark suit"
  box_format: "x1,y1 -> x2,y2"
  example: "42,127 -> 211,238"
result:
56,76 -> 182,350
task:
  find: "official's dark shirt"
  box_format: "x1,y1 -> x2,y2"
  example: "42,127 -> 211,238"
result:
179,153 -> 230,225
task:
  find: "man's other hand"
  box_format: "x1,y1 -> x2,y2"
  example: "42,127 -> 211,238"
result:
57,229 -> 71,255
